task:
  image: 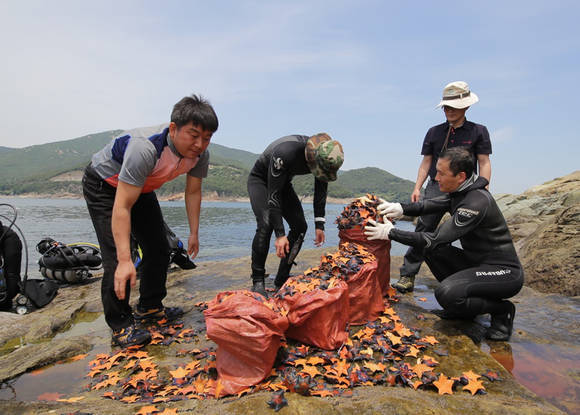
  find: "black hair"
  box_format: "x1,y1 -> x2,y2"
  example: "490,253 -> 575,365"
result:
171,94 -> 219,132
440,147 -> 474,177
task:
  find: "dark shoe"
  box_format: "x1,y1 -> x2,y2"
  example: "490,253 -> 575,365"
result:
392,275 -> 415,293
111,324 -> 151,348
252,279 -> 268,298
486,301 -> 516,341
134,306 -> 184,324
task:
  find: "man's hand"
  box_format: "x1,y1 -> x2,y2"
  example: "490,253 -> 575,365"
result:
188,233 -> 199,259
275,236 -> 290,258
314,229 -> 325,247
364,219 -> 394,241
411,189 -> 421,203
114,260 -> 136,300
377,199 -> 404,219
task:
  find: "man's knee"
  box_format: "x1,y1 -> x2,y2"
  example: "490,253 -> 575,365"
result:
435,282 -> 472,314
435,282 -> 461,310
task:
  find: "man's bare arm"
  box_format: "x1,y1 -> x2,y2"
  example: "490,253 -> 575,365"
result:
112,181 -> 143,300
411,155 -> 432,202
185,175 -> 202,259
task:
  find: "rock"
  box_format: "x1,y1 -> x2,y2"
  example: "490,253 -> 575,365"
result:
495,171 -> 580,296
0,337 -> 91,382
519,205 -> 580,296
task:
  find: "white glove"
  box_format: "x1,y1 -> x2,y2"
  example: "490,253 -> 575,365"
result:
363,219 -> 394,241
377,199 -> 404,219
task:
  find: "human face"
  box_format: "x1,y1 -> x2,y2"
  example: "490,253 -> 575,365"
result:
442,105 -> 468,126
435,157 -> 466,193
169,122 -> 213,159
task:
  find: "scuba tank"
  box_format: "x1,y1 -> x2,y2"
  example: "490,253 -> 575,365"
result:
37,238 -> 102,284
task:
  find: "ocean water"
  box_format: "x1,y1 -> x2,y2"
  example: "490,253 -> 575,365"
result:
0,197 -> 413,278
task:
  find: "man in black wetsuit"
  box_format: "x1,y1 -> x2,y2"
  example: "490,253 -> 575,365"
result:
0,220 -> 23,312
364,147 -> 523,341
392,81 -> 492,293
248,133 -> 344,297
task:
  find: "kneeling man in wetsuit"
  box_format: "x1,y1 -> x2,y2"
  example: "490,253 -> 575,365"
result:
364,147 -> 523,341
248,133 -> 344,297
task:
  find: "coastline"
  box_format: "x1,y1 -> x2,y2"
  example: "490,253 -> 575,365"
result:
0,193 -> 356,205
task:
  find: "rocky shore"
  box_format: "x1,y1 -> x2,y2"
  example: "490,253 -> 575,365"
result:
0,171 -> 578,414
496,170 -> 580,296
0,250 -> 577,414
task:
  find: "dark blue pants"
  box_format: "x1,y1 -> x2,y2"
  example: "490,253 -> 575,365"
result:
247,174 -> 307,286
425,245 -> 524,317
82,165 -> 170,330
400,179 -> 446,277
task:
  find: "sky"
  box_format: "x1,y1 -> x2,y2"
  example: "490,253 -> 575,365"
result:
1,0 -> 578,194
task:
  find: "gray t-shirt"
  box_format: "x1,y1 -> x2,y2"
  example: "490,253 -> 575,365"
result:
91,123 -> 209,188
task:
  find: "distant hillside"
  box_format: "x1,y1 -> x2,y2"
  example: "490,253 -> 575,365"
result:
0,130 -> 122,188
0,129 -> 414,201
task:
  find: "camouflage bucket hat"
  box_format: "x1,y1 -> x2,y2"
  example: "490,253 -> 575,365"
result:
305,133 -> 344,182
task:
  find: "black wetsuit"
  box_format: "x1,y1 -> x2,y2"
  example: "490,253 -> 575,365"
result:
248,135 -> 327,285
0,222 -> 22,311
389,176 -> 523,317
400,120 -> 492,278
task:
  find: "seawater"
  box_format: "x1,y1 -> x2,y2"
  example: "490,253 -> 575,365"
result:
0,197 -> 414,277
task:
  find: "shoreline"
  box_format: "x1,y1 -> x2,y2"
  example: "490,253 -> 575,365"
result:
0,193 -> 356,205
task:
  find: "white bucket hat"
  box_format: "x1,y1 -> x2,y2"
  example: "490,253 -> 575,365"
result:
436,81 -> 479,109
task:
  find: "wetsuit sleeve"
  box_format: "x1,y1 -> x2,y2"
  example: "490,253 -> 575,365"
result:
391,191 -> 488,251
401,194 -> 451,216
188,150 -> 209,179
313,178 -> 328,231
267,149 -> 291,238
118,138 -> 157,187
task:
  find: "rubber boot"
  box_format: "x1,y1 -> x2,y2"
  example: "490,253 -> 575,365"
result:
251,276 -> 268,298
392,275 -> 415,293
486,300 -> 516,341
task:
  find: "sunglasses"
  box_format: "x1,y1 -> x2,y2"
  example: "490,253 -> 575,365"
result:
442,106 -> 460,111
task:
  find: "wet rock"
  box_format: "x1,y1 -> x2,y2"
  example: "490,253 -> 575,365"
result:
0,337 -> 91,383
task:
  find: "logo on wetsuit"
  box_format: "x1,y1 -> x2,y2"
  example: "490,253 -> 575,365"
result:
272,157 -> 284,177
475,269 -> 512,277
454,207 -> 480,227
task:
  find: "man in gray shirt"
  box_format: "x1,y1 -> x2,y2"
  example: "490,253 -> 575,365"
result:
83,94 -> 218,347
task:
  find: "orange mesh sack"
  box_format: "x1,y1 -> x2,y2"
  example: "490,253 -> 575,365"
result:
336,195 -> 392,295
275,273 -> 349,350
339,228 -> 391,296
204,290 -> 289,396
319,243 -> 384,325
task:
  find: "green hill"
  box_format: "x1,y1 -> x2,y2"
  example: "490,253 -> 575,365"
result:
0,129 -> 414,201
0,130 -> 122,186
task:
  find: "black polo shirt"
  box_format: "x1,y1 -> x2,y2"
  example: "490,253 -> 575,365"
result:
421,120 -> 492,180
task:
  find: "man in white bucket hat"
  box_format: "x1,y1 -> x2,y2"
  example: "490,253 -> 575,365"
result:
390,81 -> 492,293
